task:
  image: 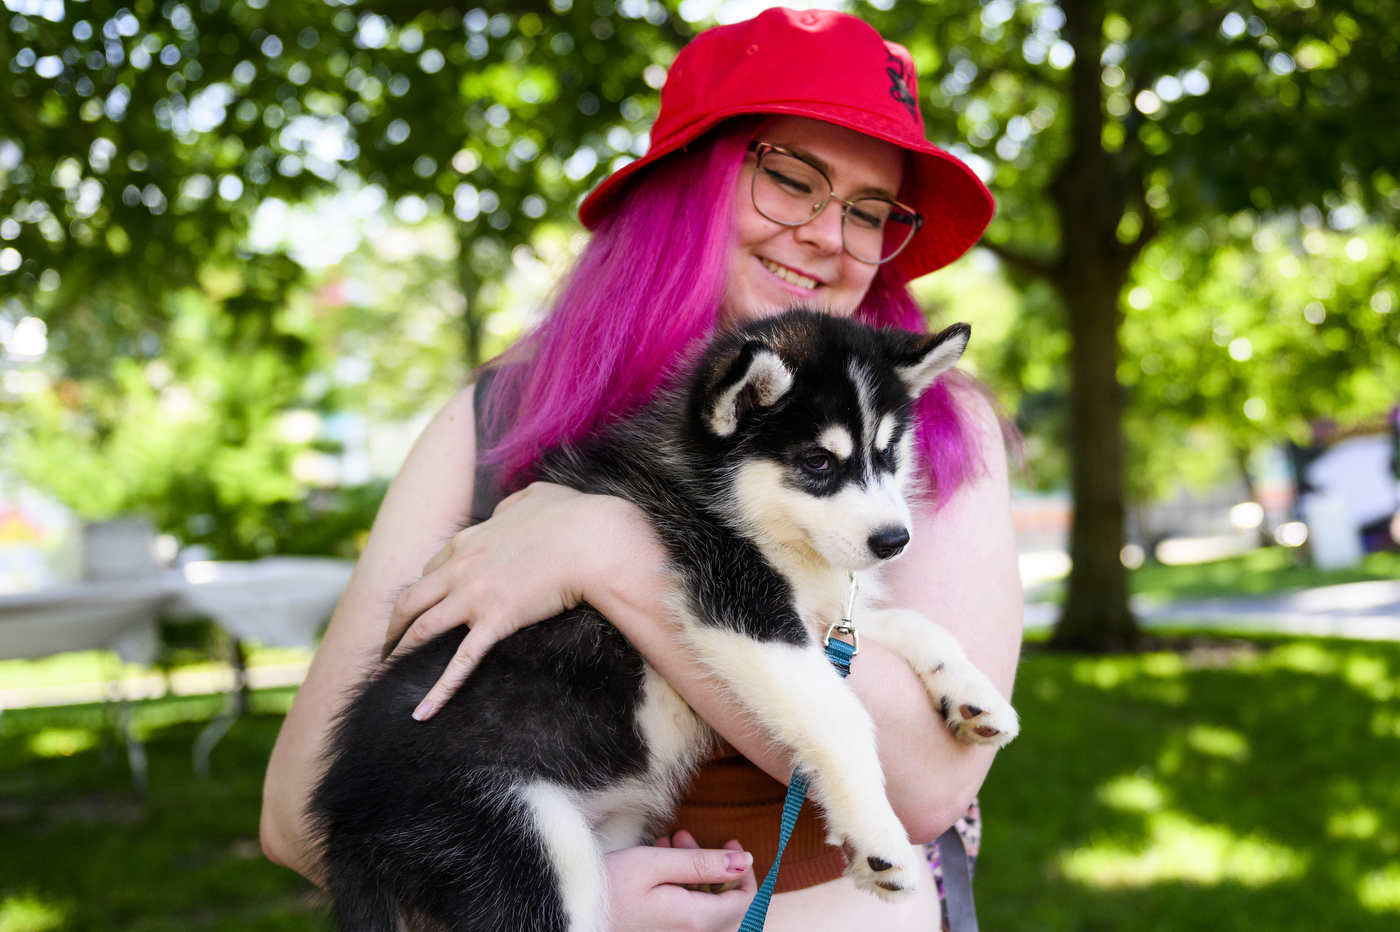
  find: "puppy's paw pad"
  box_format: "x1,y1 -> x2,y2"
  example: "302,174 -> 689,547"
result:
683,880 -> 741,894
948,694 -> 1018,746
922,666 -> 1020,747
840,837 -> 916,902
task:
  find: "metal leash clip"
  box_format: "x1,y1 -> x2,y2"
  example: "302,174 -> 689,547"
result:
823,572 -> 860,656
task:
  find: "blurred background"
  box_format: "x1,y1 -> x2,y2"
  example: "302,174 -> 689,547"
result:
1,0 -> 1398,929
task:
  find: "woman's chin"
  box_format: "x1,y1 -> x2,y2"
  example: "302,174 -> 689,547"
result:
720,284 -> 828,328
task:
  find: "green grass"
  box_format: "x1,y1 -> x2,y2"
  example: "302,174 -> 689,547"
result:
1130,548 -> 1400,603
978,637 -> 1400,931
0,691 -> 327,932
3,637 -> 1399,930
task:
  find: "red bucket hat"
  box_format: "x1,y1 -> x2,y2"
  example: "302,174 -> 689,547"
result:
578,7 -> 995,280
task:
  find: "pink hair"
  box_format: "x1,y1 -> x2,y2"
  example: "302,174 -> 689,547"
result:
484,121 -> 981,503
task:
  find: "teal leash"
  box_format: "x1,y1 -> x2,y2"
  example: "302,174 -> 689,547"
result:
737,577 -> 859,932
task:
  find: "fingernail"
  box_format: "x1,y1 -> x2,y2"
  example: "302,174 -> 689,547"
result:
725,852 -> 752,873
412,700 -> 434,721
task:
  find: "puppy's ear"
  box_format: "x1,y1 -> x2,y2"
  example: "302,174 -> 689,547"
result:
707,341 -> 793,436
894,323 -> 970,398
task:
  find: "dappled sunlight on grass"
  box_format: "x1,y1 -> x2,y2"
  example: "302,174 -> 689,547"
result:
27,728 -> 99,759
1097,774 -> 1168,813
1329,808 -> 1380,840
2,638 -> 1396,930
979,635 -> 1400,930
1344,655 -> 1396,700
0,894 -> 65,932
1185,724 -> 1249,761
1359,863 -> 1400,913
1058,810 -> 1307,888
1370,708 -> 1400,739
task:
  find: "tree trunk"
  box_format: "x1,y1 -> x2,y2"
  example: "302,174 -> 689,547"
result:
1053,275 -> 1138,649
1048,0 -> 1142,650
456,223 -> 486,368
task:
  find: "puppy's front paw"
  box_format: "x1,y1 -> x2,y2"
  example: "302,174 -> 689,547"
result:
921,663 -> 1020,748
833,822 -> 918,901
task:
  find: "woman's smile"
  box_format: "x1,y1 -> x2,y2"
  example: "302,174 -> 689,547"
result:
758,256 -> 823,291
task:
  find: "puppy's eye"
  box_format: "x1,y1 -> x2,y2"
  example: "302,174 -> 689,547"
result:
803,453 -> 832,472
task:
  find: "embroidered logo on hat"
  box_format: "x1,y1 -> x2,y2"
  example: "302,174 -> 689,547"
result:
886,50 -> 917,119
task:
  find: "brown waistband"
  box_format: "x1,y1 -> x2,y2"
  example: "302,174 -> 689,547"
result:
665,755 -> 847,893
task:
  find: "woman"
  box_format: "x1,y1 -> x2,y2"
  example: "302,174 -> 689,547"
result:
261,9 -> 1022,932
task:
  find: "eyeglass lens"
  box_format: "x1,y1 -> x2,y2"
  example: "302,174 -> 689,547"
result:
752,149 -> 919,264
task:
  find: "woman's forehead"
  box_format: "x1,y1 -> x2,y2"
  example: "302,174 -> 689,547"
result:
760,115 -> 904,199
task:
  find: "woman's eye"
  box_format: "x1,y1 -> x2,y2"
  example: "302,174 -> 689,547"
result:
803,453 -> 831,472
848,206 -> 885,230
764,168 -> 813,195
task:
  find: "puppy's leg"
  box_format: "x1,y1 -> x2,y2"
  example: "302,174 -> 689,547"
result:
521,782 -> 608,932
858,608 -> 1018,747
686,627 -> 920,901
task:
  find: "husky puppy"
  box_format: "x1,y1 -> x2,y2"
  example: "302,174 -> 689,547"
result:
310,309 -> 1018,932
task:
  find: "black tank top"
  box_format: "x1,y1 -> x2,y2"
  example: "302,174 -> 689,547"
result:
469,368 -> 509,524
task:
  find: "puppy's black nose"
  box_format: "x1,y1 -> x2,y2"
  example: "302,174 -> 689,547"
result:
868,526 -> 910,560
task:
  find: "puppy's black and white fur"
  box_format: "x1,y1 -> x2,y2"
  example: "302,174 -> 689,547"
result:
310,309 -> 1019,932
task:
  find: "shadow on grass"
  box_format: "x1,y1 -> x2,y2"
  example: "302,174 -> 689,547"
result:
979,637 -> 1400,931
0,690 -> 328,932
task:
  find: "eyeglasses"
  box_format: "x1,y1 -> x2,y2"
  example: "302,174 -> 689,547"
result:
747,141 -> 924,265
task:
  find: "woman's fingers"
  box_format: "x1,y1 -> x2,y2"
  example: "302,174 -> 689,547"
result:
660,845 -> 753,887
410,623 -> 507,721
603,843 -> 756,932
723,839 -> 760,895
383,585 -> 477,667
383,569 -> 455,660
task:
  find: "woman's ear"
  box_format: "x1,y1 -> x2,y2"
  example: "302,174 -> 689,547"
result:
894,322 -> 970,398
706,341 -> 793,436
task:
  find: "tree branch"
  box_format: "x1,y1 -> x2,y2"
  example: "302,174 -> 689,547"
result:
977,238 -> 1059,281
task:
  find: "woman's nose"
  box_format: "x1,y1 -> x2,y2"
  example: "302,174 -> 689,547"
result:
794,202 -> 845,255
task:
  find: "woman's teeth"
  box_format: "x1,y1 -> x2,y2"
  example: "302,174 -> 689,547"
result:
761,258 -> 819,290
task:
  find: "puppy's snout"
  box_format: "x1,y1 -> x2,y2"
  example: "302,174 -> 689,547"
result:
868,526 -> 910,560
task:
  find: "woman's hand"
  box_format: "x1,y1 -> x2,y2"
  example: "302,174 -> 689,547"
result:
382,481 -> 646,721
605,832 -> 757,932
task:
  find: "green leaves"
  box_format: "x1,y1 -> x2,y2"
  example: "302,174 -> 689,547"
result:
1123,215 -> 1400,451
1,1 -> 699,556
